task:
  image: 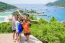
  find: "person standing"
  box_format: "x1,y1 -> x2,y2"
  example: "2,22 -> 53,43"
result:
23,16 -> 31,42
12,14 -> 18,41
15,15 -> 23,43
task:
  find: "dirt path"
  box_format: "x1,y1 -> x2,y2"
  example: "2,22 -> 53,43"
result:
0,33 -> 42,43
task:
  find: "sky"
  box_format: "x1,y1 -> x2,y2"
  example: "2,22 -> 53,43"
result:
0,0 -> 57,5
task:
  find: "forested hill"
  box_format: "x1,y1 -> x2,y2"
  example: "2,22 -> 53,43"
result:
0,2 -> 17,12
46,0 -> 65,7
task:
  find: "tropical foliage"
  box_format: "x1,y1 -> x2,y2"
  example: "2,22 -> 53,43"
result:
30,17 -> 65,43
0,22 -> 12,33
0,17 -> 65,43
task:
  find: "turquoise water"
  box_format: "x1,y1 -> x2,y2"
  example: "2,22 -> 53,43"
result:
0,4 -> 65,22
0,11 -> 13,22
16,4 -> 65,21
0,17 -> 4,22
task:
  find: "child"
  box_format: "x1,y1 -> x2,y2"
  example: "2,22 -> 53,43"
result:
12,14 -> 17,41
15,16 -> 23,43
23,16 -> 31,42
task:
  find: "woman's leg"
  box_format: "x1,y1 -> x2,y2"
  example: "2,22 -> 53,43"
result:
25,34 -> 29,42
16,33 -> 19,43
26,35 -> 29,41
19,33 -> 22,41
13,30 -> 16,40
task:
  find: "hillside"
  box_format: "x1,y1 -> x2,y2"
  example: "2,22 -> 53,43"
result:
0,2 -> 17,12
46,0 -> 65,7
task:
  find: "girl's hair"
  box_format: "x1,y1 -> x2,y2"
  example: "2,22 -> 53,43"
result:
12,11 -> 20,16
24,16 -> 30,22
18,15 -> 23,22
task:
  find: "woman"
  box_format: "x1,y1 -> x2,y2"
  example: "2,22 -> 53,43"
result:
23,16 -> 31,41
12,14 -> 17,41
15,15 -> 23,43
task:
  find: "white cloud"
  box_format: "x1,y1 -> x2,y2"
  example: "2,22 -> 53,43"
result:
0,0 -> 57,4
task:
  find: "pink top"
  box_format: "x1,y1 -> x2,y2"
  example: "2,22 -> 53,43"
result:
12,16 -> 16,30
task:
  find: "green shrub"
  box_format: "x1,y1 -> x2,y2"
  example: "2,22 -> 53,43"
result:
0,22 -> 12,33
0,17 -> 65,43
30,17 -> 65,43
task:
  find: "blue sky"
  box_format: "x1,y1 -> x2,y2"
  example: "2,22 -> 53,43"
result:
0,0 -> 57,5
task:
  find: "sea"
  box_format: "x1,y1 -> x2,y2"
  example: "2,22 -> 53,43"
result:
0,4 -> 65,22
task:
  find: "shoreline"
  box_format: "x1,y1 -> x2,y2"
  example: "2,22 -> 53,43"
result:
0,15 -> 12,23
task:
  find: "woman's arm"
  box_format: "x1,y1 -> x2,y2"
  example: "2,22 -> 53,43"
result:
15,21 -> 18,32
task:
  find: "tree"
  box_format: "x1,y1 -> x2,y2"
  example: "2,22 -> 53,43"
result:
39,18 -> 48,24
50,17 -> 57,22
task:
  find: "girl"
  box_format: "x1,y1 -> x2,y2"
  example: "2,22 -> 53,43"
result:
12,15 -> 16,40
23,16 -> 31,42
15,15 -> 23,43
12,14 -> 18,41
